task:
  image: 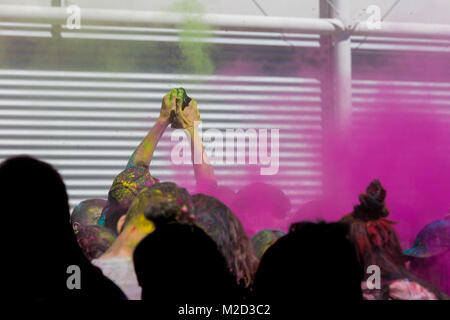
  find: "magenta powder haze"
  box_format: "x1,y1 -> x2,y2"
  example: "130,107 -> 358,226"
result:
166,52 -> 449,247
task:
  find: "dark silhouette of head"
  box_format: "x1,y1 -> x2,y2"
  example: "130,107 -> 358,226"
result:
71,199 -> 106,232
133,223 -> 239,304
253,221 -> 364,303
0,156 -> 125,300
192,194 -> 259,289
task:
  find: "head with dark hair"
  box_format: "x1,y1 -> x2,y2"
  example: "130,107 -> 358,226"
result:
133,223 -> 239,304
251,229 -> 286,259
100,198 -> 127,234
100,165 -> 159,233
0,156 -> 126,300
98,182 -> 194,261
124,182 -> 193,230
71,199 -> 106,232
354,179 -> 389,221
340,180 -> 407,280
253,221 -> 363,303
75,224 -> 117,260
340,179 -> 448,299
192,194 -> 259,289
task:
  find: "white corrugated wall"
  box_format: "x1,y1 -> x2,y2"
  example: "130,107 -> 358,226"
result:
0,21 -> 449,214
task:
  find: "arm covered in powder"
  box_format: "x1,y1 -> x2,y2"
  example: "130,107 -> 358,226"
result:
126,90 -> 178,169
175,98 -> 217,189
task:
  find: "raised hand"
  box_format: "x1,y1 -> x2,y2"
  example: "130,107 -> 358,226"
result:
159,89 -> 180,123
173,98 -> 201,130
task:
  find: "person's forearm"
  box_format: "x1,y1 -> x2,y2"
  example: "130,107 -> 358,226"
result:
127,117 -> 169,168
186,127 -> 217,186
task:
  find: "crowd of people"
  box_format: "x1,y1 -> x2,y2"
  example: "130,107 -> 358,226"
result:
2,88 -> 448,303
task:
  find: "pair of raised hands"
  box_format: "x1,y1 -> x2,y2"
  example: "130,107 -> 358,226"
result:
159,88 -> 201,130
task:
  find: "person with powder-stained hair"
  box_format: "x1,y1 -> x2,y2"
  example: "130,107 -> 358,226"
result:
75,224 -> 117,260
340,179 -> 448,300
92,89 -> 218,299
95,90 -> 171,233
192,194 -> 259,295
98,88 -> 217,235
71,198 -> 106,232
93,182 -> 193,300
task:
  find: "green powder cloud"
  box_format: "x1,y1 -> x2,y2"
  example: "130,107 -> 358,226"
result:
169,0 -> 215,75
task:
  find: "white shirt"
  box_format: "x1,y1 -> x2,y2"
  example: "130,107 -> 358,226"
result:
92,256 -> 141,300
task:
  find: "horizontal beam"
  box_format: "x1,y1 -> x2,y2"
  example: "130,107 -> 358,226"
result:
352,21 -> 450,40
0,5 -> 344,34
1,5 -> 450,40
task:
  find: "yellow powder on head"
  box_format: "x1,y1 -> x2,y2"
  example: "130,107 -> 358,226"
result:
123,213 -> 155,250
125,186 -> 184,235
134,214 -> 155,234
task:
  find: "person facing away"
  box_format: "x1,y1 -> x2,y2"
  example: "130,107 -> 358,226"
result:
93,88 -> 219,299
404,215 -> 450,296
71,199 -> 107,233
339,179 -> 448,300
93,182 -> 193,300
71,199 -> 116,260
70,89 -> 181,261
75,224 -> 117,260
133,222 -> 240,305
191,194 -> 259,295
0,156 -> 126,300
96,89 -> 183,234
97,88 -> 217,236
252,221 -> 363,305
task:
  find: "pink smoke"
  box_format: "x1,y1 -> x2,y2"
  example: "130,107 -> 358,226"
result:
323,99 -> 449,246
166,52 -> 449,247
